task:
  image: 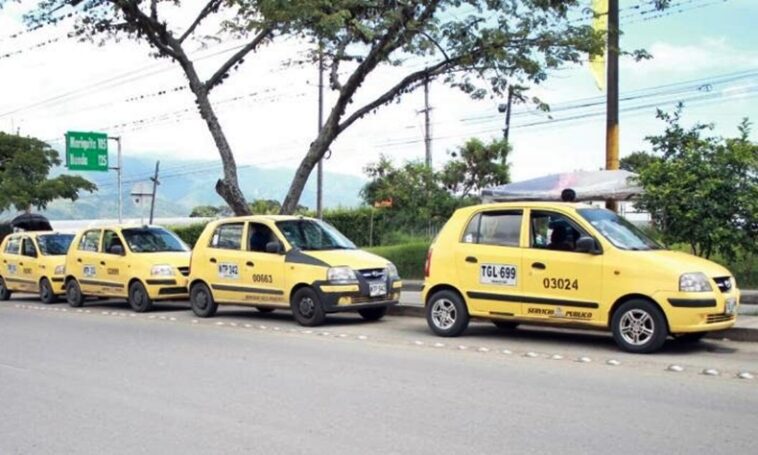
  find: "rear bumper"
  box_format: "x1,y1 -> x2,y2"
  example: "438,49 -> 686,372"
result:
653,289 -> 740,333
51,276 -> 66,294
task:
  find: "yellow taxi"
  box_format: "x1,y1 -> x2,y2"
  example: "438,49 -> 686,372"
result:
64,225 -> 190,312
188,215 -> 402,326
0,232 -> 75,303
423,202 -> 740,353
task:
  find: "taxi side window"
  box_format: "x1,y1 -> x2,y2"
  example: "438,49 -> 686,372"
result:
4,237 -> 21,255
530,211 -> 588,253
461,211 -> 522,247
210,223 -> 243,250
78,230 -> 102,252
21,238 -> 38,258
102,230 -> 125,255
247,223 -> 279,253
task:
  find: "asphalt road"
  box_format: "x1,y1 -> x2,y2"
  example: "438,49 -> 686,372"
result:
1,297 -> 757,454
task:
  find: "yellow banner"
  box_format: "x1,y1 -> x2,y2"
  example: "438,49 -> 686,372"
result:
590,0 -> 608,91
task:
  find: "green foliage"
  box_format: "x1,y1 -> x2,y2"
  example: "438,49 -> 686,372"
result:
189,205 -> 224,218
439,138 -> 511,198
365,242 -> 430,280
170,223 -> 208,248
619,151 -> 661,174
0,133 -> 96,212
634,106 -> 757,263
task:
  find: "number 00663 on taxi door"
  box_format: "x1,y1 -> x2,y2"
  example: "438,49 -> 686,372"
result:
479,264 -> 517,285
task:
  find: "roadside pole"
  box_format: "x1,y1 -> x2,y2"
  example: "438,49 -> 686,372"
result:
149,161 -> 160,225
316,48 -> 325,219
605,0 -> 620,212
108,136 -> 123,224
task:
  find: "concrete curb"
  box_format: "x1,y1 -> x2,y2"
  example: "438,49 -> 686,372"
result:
387,304 -> 758,343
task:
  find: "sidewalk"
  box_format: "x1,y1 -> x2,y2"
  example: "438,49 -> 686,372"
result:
397,281 -> 758,342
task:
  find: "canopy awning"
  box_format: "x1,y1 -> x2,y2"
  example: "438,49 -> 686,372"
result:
481,170 -> 642,203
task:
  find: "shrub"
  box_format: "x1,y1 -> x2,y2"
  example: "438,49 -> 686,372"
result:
170,223 -> 208,248
366,241 -> 430,280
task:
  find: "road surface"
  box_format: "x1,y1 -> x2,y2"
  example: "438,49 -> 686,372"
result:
1,297 -> 756,454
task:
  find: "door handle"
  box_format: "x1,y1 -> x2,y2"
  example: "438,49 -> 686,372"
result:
465,256 -> 478,263
19,262 -> 23,266
531,262 -> 546,270
209,258 -> 217,263
77,258 -> 82,263
246,261 -> 255,267
100,261 -> 106,266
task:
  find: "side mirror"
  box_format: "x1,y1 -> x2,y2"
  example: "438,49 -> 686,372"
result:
575,236 -> 600,254
265,241 -> 283,254
109,245 -> 124,256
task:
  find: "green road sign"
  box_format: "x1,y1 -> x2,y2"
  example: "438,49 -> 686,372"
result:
65,131 -> 109,171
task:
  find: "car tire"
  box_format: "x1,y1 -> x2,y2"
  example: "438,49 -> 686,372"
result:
611,299 -> 668,354
358,306 -> 387,321
0,277 -> 11,301
291,287 -> 326,327
426,290 -> 469,337
128,281 -> 154,313
492,320 -> 519,330
256,306 -> 275,314
190,282 -> 217,318
39,278 -> 57,304
675,332 -> 708,343
66,279 -> 85,307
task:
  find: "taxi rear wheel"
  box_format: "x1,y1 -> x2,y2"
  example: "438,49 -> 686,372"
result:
291,287 -> 326,327
128,281 -> 154,313
190,282 -> 217,318
611,300 -> 668,354
426,290 -> 469,337
66,280 -> 85,307
39,278 -> 57,304
0,277 -> 11,301
358,306 -> 387,321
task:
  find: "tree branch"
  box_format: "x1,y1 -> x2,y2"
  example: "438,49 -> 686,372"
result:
113,0 -> 180,60
205,27 -> 272,91
178,0 -> 222,43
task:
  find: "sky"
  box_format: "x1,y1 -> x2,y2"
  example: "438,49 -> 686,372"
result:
0,0 -> 756,201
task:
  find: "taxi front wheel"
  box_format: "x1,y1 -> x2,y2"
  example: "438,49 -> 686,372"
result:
291,287 -> 326,327
0,277 -> 11,301
426,290 -> 469,337
66,280 -> 85,307
190,282 -> 217,318
611,300 -> 668,354
128,281 -> 154,313
39,278 -> 57,304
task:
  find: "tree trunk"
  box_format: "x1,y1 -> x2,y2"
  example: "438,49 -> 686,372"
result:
280,123 -> 338,214
178,56 -> 251,216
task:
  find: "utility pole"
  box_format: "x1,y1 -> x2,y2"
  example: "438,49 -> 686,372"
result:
316,48 -> 325,219
149,161 -> 160,225
503,86 -> 514,146
423,73 -> 432,168
108,136 -> 123,224
605,0 -> 620,212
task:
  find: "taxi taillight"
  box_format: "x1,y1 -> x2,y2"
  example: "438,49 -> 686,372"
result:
424,247 -> 433,277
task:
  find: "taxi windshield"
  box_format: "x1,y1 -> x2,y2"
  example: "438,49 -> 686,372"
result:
121,227 -> 189,253
578,208 -> 662,251
37,234 -> 74,255
276,219 -> 356,251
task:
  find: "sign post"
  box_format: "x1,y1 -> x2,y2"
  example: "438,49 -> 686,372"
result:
65,131 -> 123,223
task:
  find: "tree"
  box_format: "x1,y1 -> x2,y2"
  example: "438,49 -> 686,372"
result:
361,156 -> 459,230
0,133 -> 96,212
439,138 -> 510,198
259,0 -> 606,213
16,0 -> 275,215
189,205 -> 224,218
635,105 -> 757,262
619,151 -> 660,174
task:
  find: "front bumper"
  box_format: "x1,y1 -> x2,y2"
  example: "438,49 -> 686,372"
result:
145,277 -> 189,300
316,279 -> 402,313
654,288 -> 740,333
50,276 -> 66,294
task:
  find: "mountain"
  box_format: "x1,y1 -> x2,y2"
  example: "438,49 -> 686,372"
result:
36,156 -> 365,220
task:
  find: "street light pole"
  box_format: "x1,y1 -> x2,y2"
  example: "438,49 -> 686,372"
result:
605,0 -> 620,212
108,136 -> 123,224
316,47 -> 325,219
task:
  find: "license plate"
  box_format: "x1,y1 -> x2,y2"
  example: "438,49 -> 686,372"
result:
369,282 -> 386,297
725,298 -> 737,316
480,264 -> 517,286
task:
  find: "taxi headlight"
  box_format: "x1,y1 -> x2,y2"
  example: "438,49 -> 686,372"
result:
150,264 -> 175,277
327,266 -> 357,284
679,272 -> 712,292
387,262 -> 399,280
54,265 -> 65,275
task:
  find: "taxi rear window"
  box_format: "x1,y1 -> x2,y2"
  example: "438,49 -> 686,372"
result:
461,211 -> 523,247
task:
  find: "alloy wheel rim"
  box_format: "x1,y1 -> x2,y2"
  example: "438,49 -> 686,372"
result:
619,309 -> 655,346
299,297 -> 315,318
431,299 -> 457,330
